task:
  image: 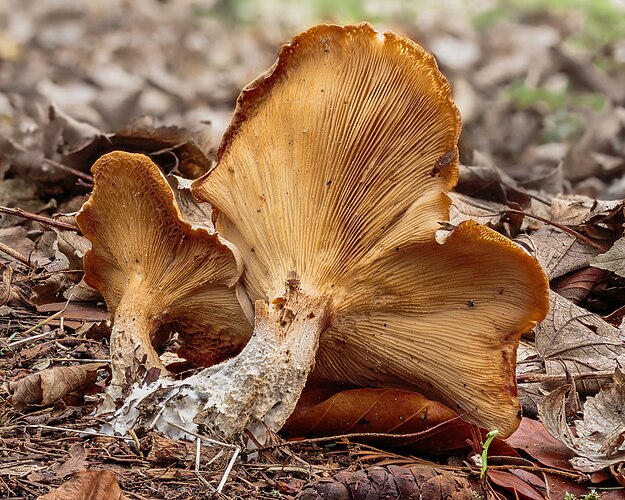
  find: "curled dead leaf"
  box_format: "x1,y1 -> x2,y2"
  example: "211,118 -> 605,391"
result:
38,470 -> 127,500
7,362 -> 107,410
283,388 -> 476,454
538,369 -> 625,472
535,290 -> 625,395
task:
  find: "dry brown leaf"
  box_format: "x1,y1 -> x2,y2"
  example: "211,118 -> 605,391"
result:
283,388 -> 475,453
516,228 -> 600,280
7,362 -> 107,410
38,470 -> 128,500
591,236 -> 625,278
505,417 -> 575,470
456,163 -> 531,208
538,369 -> 625,472
63,116 -> 212,179
534,290 -> 625,394
487,469 -> 545,500
51,443 -> 88,480
448,192 -> 523,237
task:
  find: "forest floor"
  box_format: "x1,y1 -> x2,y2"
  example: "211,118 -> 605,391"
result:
1,1 -> 625,498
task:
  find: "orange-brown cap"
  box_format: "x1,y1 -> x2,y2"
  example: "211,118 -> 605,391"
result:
77,151 -> 252,369
192,23 -> 547,437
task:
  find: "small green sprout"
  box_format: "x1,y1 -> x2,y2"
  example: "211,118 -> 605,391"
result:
480,429 -> 499,480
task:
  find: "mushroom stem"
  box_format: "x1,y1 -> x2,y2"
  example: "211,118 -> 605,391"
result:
107,291 -> 167,402
109,284 -> 330,439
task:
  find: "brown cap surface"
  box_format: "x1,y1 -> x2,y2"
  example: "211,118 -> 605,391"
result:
77,151 -> 252,367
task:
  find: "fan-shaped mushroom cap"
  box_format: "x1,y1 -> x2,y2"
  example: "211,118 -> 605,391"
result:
196,23 -> 460,302
77,152 -> 252,384
193,23 -> 548,437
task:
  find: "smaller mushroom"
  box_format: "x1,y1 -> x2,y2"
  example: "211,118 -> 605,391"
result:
76,151 -> 253,401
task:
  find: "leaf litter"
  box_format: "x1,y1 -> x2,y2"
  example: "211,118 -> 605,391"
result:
1,0 -> 625,497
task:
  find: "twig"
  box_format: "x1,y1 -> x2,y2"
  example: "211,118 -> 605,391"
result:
25,424 -> 133,441
8,309 -> 66,347
47,358 -> 111,363
255,413 -> 468,452
487,463 -> 584,480
43,158 -> 93,183
217,446 -> 240,494
0,242 -> 31,267
127,428 -> 141,451
0,206 -> 80,232
517,370 -> 614,384
164,420 -> 238,449
8,330 -> 53,348
259,465 -> 321,478
500,209 -> 609,252
195,437 -> 201,472
206,449 -> 225,467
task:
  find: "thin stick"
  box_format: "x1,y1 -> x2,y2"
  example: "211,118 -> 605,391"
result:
517,370 -> 614,384
487,463 -> 583,480
164,420 -> 238,449
195,437 -> 201,472
0,242 -> 31,267
0,206 -> 79,232
48,358 -> 111,363
43,158 -> 93,183
8,309 -> 66,347
9,330 -> 53,348
255,413 -> 468,452
216,446 -> 240,494
501,209 -> 609,252
25,424 -> 133,441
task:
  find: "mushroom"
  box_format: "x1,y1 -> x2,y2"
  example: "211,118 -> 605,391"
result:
109,23 -> 548,440
76,151 -> 253,401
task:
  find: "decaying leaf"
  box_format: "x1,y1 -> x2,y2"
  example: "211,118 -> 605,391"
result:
535,290 -> 625,394
591,236 -> 625,278
505,417 -> 575,470
538,369 -> 625,472
38,470 -> 128,500
63,116 -> 212,179
283,388 -> 475,453
487,469 -> 545,500
456,163 -> 531,208
297,464 -> 475,500
7,362 -> 107,410
51,443 -> 88,480
516,227 -> 600,280
448,192 -> 523,237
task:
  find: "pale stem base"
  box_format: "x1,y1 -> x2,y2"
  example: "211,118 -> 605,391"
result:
106,287 -> 329,440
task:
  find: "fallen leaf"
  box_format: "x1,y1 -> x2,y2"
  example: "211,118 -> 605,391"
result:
516,228 -> 600,281
538,369 -> 625,472
448,192 -> 523,238
552,266 -> 610,304
535,290 -> 625,394
283,388 -> 476,453
488,469 -> 545,500
7,363 -> 107,410
591,236 -> 625,278
505,417 -> 575,470
456,163 -> 531,208
38,470 -> 128,500
63,117 -> 212,180
37,302 -> 109,324
51,443 -> 88,479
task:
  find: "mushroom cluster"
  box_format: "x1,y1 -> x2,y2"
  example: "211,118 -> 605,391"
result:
78,23 -> 549,440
